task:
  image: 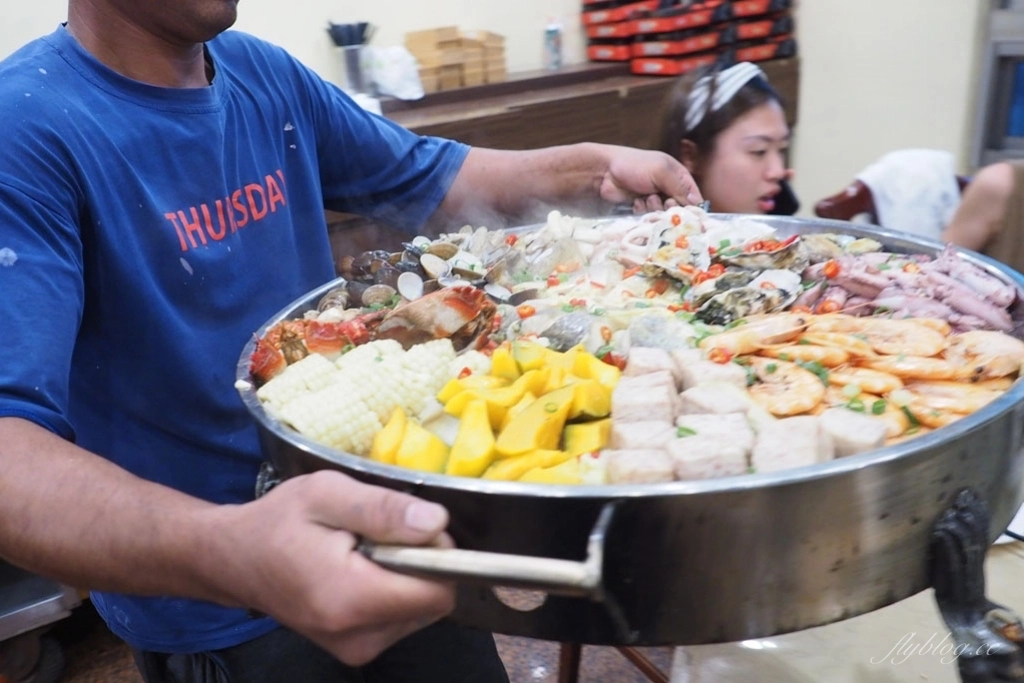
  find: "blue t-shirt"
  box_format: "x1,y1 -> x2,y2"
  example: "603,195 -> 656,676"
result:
0,26 -> 468,653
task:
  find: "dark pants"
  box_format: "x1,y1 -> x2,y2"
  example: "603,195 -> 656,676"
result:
132,620 -> 510,683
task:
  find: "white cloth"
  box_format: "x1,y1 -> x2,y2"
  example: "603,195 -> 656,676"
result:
683,62 -> 765,133
854,149 -> 962,241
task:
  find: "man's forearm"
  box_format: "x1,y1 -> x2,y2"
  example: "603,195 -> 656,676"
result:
434,143 -> 700,231
0,417 -> 235,605
435,144 -> 613,229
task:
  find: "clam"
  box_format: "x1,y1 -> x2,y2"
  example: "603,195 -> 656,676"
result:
450,250 -> 486,281
397,271 -> 425,301
483,282 -> 512,302
438,275 -> 475,289
425,241 -> 459,260
508,288 -> 541,306
361,284 -> 398,307
420,253 -> 452,279
373,262 -> 401,288
317,286 -> 350,313
352,251 -> 375,275
344,280 -> 370,302
336,254 -> 355,279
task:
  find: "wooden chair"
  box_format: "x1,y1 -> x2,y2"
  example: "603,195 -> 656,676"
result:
813,176 -> 971,223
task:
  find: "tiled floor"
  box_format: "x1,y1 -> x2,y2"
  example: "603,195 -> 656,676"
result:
48,602 -> 673,682
41,541 -> 1024,682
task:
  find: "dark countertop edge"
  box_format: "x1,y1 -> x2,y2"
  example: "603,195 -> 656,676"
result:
379,62 -> 632,114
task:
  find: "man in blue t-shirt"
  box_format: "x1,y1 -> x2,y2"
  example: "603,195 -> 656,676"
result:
0,2 -> 703,682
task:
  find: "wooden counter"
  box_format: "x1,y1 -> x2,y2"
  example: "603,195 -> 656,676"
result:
327,58 -> 801,260
384,58 -> 800,151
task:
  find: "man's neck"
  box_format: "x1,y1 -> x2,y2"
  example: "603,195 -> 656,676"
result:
66,4 -> 209,88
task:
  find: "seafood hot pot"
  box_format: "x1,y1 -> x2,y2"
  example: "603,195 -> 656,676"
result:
236,216 -> 1024,647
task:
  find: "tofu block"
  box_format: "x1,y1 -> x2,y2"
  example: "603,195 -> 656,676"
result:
672,351 -> 749,391
611,371 -> 677,423
624,347 -> 679,386
678,382 -> 754,415
751,416 -> 835,474
669,413 -> 754,480
610,420 -> 676,450
605,449 -> 675,484
819,407 -> 888,458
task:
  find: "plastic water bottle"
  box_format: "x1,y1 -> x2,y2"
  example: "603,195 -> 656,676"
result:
544,22 -> 563,71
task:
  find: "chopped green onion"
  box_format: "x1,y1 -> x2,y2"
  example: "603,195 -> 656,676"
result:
900,405 -> 920,427
846,397 -> 866,412
841,383 -> 861,399
766,363 -> 778,374
544,402 -> 558,413
871,399 -> 887,415
677,426 -> 697,437
796,360 -> 830,385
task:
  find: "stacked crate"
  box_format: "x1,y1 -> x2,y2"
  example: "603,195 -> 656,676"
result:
406,27 -> 507,93
583,0 -> 797,77
464,30 -> 508,85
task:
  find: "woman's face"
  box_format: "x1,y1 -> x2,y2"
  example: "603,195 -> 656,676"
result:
692,101 -> 791,214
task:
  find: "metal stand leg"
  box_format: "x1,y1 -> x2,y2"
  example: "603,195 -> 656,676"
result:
930,489 -> 1024,682
556,643 -> 669,683
558,643 -> 582,683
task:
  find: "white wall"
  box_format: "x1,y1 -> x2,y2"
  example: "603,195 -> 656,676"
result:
2,1 -> 990,215
789,0 -> 988,214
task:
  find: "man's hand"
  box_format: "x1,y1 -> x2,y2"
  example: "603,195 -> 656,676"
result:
596,146 -> 703,213
212,470 -> 456,666
436,143 -> 705,229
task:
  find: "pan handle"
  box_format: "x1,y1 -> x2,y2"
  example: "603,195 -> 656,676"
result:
357,503 -> 615,599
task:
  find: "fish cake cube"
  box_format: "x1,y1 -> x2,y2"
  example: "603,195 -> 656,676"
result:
610,420 -> 676,451
669,413 -> 754,480
672,352 -> 749,391
751,416 -> 835,473
611,372 -> 677,422
624,347 -> 680,386
678,382 -> 754,415
819,407 -> 887,458
605,449 -> 675,484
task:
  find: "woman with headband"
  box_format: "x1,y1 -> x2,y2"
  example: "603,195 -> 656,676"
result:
655,62 -> 798,215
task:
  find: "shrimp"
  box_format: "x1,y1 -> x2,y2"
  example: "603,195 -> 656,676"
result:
885,426 -> 932,447
901,402 -> 964,430
860,356 -> 960,381
903,381 -> 1004,414
856,318 -> 947,357
747,357 -> 825,416
943,330 -> 1024,381
823,387 -> 909,438
698,312 -> 808,356
909,318 -> 953,336
758,343 -> 850,367
799,332 -> 877,358
828,367 -> 904,395
805,313 -> 866,334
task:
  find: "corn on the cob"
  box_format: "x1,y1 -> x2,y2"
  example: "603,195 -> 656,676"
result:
334,339 -> 404,372
449,350 -> 492,378
255,353 -> 340,412
278,383 -> 382,455
263,338 -> 458,457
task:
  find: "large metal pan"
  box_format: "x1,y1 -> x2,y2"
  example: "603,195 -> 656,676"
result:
235,216 -> 1024,646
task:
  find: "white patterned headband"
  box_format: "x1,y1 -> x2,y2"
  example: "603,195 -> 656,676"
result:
683,62 -> 767,134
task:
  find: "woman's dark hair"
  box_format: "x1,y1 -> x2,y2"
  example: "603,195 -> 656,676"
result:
655,64 -> 785,172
